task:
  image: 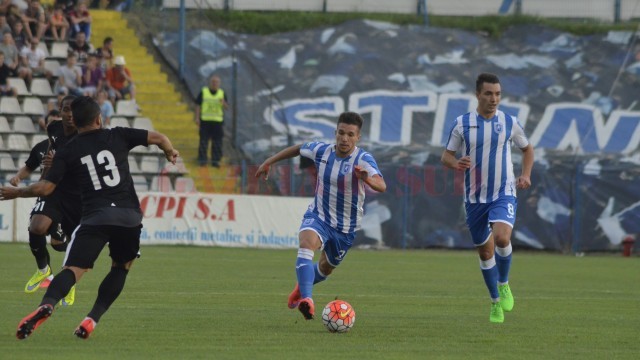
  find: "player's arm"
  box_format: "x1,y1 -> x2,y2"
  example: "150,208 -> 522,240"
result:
517,144 -> 534,189
255,144 -> 302,180
9,166 -> 33,187
354,166 -> 386,193
147,131 -> 179,165
441,150 -> 471,171
0,180 -> 56,200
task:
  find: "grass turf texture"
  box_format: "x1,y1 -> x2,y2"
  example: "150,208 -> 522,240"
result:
0,243 -> 638,359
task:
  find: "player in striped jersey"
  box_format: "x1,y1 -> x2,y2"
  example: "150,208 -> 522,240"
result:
255,111 -> 386,320
441,73 -> 534,323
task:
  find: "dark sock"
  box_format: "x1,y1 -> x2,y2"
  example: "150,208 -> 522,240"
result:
41,269 -> 76,306
29,232 -> 49,269
88,267 -> 129,322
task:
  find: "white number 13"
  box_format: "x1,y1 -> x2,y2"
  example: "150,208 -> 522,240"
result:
81,150 -> 121,190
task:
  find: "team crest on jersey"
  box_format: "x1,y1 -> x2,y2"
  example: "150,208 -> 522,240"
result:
493,122 -> 503,134
341,163 -> 352,174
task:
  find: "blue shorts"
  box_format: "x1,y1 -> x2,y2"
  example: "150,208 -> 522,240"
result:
465,197 -> 517,246
298,212 -> 355,267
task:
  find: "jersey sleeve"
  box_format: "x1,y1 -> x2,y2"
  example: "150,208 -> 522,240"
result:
24,141 -> 44,171
299,141 -> 323,160
445,119 -> 463,152
511,117 -> 530,149
116,127 -> 148,150
359,152 -> 382,177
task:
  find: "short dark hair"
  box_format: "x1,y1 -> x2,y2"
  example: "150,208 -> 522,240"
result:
45,109 -> 60,125
337,112 -> 363,130
61,94 -> 77,105
476,73 -> 500,93
104,37 -> 113,44
71,96 -> 101,128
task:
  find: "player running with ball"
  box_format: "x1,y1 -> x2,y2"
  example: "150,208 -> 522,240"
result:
256,111 -> 386,320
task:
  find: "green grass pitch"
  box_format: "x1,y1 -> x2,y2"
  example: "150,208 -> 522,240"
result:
1,243 -> 638,359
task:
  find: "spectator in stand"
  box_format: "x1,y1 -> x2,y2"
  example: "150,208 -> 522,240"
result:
69,1 -> 91,40
0,52 -> 18,97
22,0 -> 46,41
68,31 -> 92,63
20,37 -> 48,84
105,55 -> 135,103
0,15 -> 11,35
95,36 -> 113,71
11,21 -> 29,51
79,53 -> 102,96
0,32 -> 22,77
55,52 -> 82,96
49,5 -> 69,41
97,89 -> 113,128
0,1 -> 11,15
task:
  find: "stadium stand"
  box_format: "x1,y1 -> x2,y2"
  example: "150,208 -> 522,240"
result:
150,175 -> 174,192
0,117 -> 10,133
133,117 -> 154,131
175,176 -> 195,193
109,117 -> 130,128
0,153 -> 17,172
7,134 -> 30,152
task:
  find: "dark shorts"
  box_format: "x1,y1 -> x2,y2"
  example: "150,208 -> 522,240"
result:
30,191 -> 82,237
64,224 -> 142,269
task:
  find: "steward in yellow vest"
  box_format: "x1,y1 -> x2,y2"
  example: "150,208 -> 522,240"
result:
195,75 -> 229,167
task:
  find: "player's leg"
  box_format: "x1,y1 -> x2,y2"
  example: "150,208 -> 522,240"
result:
466,203 -> 503,323
57,199 -> 84,306
197,122 -> 212,165
489,197 -> 517,312
25,199 -> 57,293
75,225 -> 141,339
18,224 -> 92,339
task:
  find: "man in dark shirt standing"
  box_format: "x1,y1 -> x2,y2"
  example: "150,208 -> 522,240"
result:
0,96 -> 179,340
195,74 -> 229,167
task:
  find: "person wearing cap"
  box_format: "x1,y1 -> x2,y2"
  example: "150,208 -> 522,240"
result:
105,55 -> 135,104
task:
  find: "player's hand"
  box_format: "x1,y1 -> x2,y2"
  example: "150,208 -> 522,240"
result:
354,165 -> 368,180
456,156 -> 471,170
42,151 -> 55,168
0,186 -> 19,200
9,176 -> 20,187
255,163 -> 271,180
164,149 -> 179,165
517,175 -> 531,189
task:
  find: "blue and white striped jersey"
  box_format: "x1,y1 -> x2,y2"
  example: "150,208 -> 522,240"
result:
300,141 -> 382,233
445,110 -> 529,203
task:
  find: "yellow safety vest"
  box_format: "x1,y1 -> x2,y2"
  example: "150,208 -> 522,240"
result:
201,87 -> 225,122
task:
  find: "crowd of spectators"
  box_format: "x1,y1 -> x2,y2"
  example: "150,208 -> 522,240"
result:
1,0 -> 136,128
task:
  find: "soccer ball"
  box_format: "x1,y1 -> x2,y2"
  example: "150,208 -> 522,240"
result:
321,300 -> 355,333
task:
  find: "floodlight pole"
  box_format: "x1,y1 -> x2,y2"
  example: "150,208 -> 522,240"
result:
178,0 -> 186,80
614,0 -> 621,23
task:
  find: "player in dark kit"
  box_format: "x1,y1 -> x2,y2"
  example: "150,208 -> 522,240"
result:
0,96 -> 180,340
22,99 -> 81,306
10,110 -> 68,290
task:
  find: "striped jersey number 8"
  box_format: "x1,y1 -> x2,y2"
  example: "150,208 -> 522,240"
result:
81,150 -> 121,190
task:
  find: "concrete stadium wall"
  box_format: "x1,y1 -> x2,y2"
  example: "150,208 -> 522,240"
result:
161,0 -> 640,21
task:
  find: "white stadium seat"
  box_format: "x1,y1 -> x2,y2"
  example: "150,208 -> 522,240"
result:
37,41 -> 50,57
30,79 -> 54,97
44,60 -> 61,76
109,117 -> 130,128
8,78 -> 29,96
12,116 -> 37,133
50,42 -> 69,58
116,100 -> 139,116
128,156 -> 141,174
30,134 -> 49,148
140,156 -> 160,173
133,117 -> 154,130
7,134 -> 30,151
0,152 -> 16,171
132,175 -> 149,192
0,97 -> 22,114
22,97 -> 45,115
0,116 -> 11,133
